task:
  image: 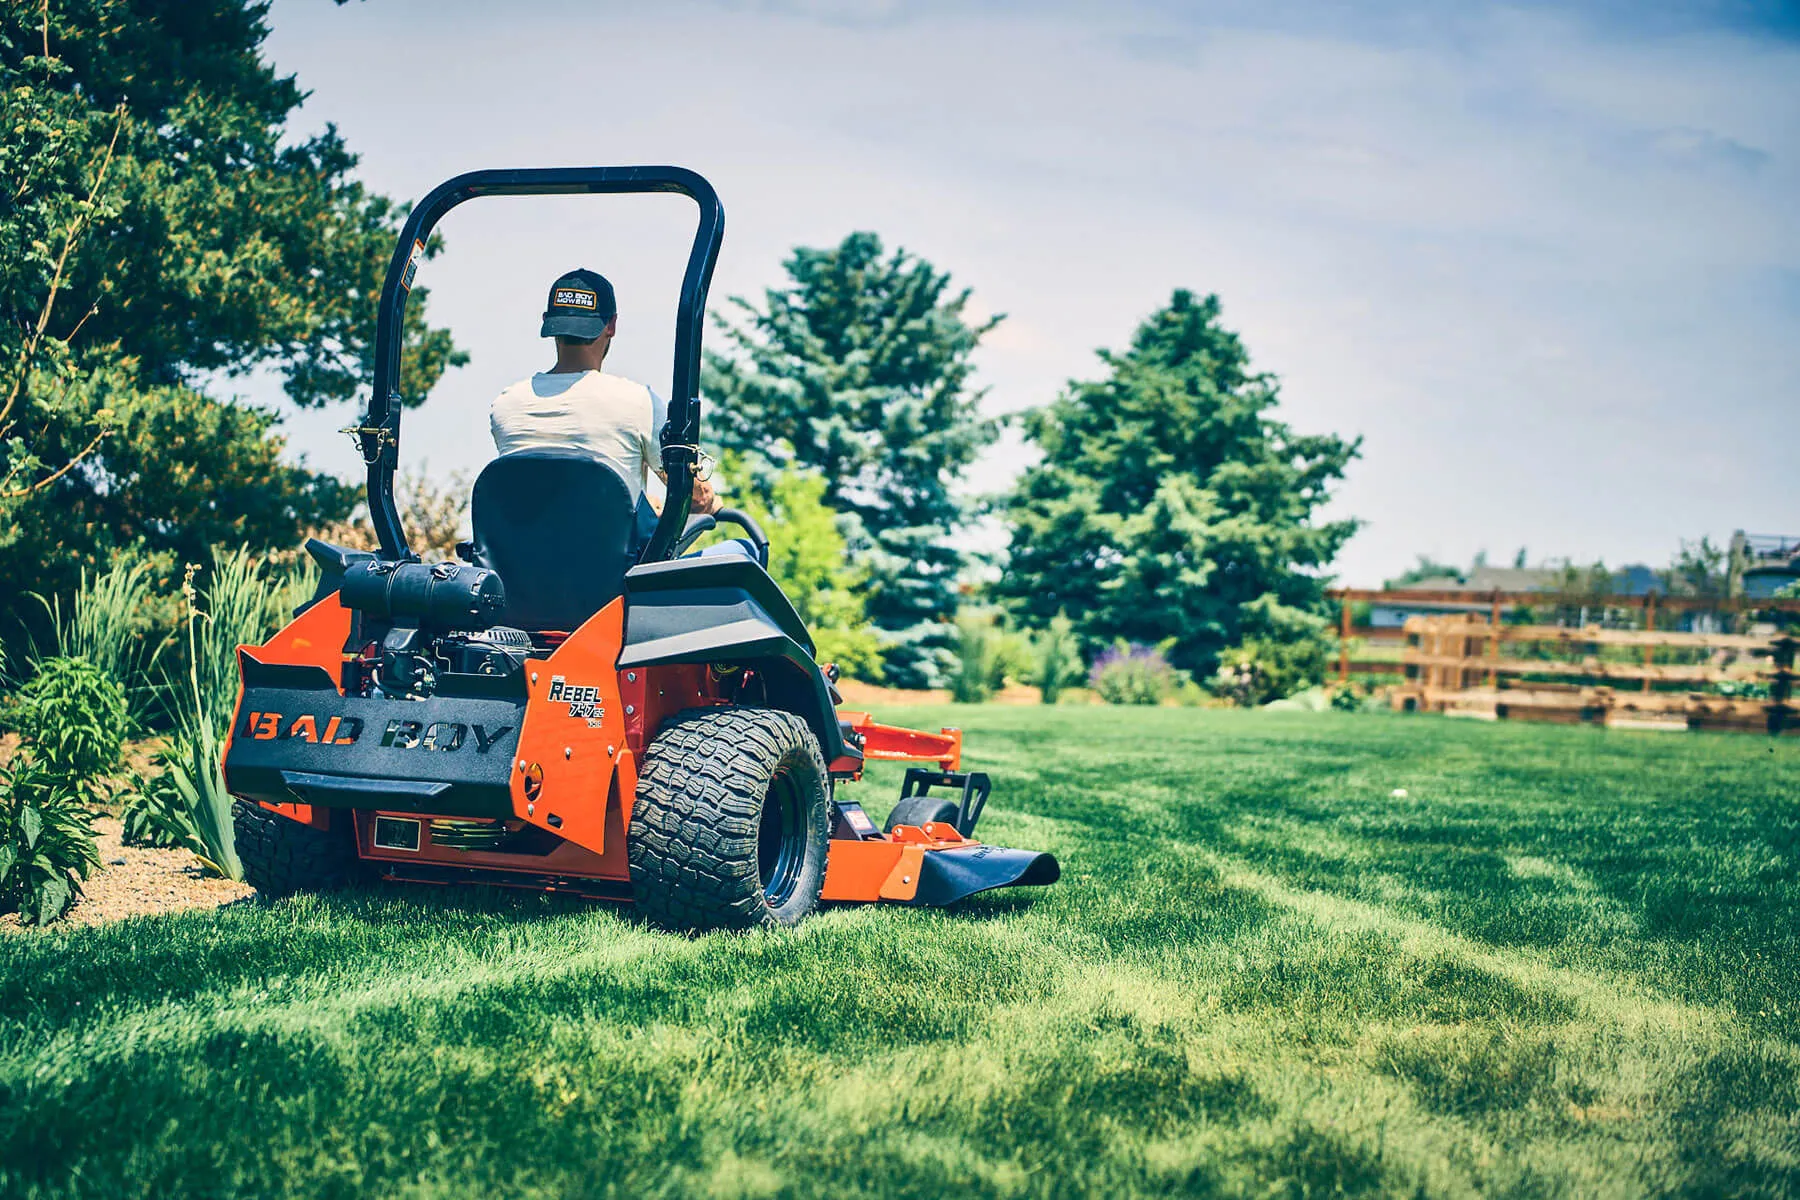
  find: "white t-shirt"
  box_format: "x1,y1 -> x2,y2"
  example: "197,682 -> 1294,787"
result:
489,370 -> 667,503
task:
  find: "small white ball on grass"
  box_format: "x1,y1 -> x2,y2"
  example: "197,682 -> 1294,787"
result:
1390,787 -> 1409,798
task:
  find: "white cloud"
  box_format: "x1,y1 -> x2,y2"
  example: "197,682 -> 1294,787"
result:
260,0 -> 1800,582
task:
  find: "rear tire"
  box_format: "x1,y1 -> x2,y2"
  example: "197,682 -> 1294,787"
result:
628,707 -> 830,932
233,800 -> 359,896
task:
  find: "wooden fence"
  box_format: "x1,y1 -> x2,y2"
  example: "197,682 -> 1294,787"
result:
1327,589 -> 1800,734
1393,615 -> 1796,734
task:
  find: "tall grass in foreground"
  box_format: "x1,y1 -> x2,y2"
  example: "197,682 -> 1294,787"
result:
132,548 -> 309,878
29,557 -> 165,722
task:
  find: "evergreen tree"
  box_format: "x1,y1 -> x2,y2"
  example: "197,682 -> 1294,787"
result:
996,290 -> 1358,677
0,0 -> 464,631
703,233 -> 997,688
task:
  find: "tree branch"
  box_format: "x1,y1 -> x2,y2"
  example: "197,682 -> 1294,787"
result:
1,427 -> 109,500
63,299 -> 101,346
0,104 -> 125,435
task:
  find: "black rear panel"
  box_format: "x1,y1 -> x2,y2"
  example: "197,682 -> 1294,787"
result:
225,657 -> 524,818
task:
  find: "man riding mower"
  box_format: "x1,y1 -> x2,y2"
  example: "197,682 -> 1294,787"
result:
222,166 -> 1059,932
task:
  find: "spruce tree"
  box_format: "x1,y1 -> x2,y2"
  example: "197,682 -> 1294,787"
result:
704,233 -> 997,688
0,0 -> 465,630
997,290 -> 1358,678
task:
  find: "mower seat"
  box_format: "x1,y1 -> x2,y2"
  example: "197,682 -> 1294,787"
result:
468,448 -> 635,632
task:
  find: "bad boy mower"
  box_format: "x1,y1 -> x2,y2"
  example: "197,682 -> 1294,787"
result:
222,166 -> 1059,932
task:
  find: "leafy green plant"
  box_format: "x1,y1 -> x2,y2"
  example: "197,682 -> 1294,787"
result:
1211,635 -> 1333,707
703,458 -> 884,682
1090,640 -> 1188,705
1031,613 -> 1086,704
10,657 -> 129,798
120,769 -> 188,849
1708,680 -> 1771,700
0,755 -> 102,925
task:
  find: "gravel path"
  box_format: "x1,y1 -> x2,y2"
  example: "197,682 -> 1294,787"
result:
4,817 -> 255,931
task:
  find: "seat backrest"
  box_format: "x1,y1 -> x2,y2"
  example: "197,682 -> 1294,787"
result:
469,448 -> 635,631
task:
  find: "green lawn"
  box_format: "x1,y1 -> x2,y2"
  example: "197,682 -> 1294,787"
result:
2,708 -> 1797,1198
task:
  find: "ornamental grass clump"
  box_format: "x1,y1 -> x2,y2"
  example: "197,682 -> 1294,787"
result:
126,546 -> 311,862
1090,640 -> 1187,705
951,615 -> 1001,704
31,556 -> 167,723
1031,613 -> 1085,705
123,562 -> 249,879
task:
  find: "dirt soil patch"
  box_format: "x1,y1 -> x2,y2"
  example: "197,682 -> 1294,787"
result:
4,816 -> 254,931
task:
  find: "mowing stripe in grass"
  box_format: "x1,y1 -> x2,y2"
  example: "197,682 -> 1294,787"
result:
3,708 -> 1798,1197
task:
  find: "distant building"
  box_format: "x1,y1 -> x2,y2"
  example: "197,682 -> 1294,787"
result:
1367,567 -> 1563,628
1734,532 -> 1800,600
1368,563 -> 1679,629
1607,564 -> 1661,596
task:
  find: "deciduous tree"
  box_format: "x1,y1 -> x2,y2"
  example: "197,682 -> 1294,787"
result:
0,0 -> 464,635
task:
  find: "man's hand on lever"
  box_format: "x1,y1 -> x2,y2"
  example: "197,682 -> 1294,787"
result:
691,473 -> 721,516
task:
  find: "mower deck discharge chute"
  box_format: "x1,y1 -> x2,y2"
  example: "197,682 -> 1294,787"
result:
222,166 -> 1059,932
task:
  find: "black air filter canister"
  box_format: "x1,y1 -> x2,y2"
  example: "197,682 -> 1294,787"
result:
339,560 -> 506,630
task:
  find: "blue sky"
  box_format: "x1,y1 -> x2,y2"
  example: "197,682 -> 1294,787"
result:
259,0 -> 1799,584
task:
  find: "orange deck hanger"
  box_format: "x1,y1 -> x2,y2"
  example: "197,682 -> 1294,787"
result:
837,712 -> 962,769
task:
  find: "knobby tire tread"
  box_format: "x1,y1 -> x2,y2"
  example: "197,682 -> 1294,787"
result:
233,800 -> 357,896
629,707 -> 829,933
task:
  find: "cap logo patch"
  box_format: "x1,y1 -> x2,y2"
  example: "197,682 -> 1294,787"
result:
553,287 -> 599,310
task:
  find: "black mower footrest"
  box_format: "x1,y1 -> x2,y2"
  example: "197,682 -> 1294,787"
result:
900,768 -> 991,838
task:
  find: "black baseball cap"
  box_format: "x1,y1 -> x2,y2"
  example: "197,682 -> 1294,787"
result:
540,268 -> 617,339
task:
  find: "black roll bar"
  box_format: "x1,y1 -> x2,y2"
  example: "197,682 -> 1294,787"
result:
362,165 -> 724,564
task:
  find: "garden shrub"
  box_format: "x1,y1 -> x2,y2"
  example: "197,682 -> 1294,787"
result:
1211,635 -> 1333,707
951,613 -> 1034,703
1090,640 -> 1189,705
11,656 -> 129,797
951,614 -> 1001,703
0,754 -> 102,925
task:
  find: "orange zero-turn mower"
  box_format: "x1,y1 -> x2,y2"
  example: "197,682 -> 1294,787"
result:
221,166 -> 1059,932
